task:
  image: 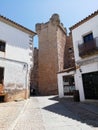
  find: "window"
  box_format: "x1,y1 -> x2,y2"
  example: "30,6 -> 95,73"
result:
0,41 -> 6,52
83,32 -> 93,43
68,47 -> 73,53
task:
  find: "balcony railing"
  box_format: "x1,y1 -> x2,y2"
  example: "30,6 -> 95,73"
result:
78,38 -> 98,57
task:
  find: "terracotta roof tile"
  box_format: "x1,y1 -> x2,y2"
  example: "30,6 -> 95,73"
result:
0,15 -> 36,36
69,10 -> 98,31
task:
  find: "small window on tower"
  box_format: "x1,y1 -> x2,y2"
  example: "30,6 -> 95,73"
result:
0,41 -> 6,52
68,48 -> 73,53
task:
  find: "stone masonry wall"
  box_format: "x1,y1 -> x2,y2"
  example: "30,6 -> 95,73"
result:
64,34 -> 75,69
36,23 -> 58,95
36,14 -> 67,95
57,25 -> 67,71
30,47 -> 38,94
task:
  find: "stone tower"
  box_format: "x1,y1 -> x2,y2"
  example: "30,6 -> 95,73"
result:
36,14 -> 67,95
30,47 -> 38,95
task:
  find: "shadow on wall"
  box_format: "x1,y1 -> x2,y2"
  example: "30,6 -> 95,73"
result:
43,96 -> 98,127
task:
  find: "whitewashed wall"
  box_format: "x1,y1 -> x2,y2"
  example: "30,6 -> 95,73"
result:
72,14 -> 98,101
0,21 -> 32,63
0,21 -> 33,96
72,15 -> 98,61
0,59 -> 27,89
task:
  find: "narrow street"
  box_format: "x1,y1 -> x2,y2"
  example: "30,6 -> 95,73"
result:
0,96 -> 98,130
9,96 -> 98,130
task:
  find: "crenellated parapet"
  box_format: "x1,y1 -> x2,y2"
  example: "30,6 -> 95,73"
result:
50,14 -> 60,25
36,23 -> 42,33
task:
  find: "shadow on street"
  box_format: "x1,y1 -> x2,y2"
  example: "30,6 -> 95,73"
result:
43,96 -> 98,127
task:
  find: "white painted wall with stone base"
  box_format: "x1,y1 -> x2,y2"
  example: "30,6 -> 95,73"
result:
0,20 -> 34,101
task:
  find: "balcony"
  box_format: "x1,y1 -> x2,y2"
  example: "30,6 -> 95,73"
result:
78,38 -> 98,57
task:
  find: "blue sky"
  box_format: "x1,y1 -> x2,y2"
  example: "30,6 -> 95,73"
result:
0,0 -> 98,47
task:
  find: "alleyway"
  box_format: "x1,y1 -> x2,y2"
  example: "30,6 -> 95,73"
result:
0,96 -> 98,130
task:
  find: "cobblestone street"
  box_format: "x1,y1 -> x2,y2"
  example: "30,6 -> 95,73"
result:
0,96 -> 98,130
0,99 -> 27,130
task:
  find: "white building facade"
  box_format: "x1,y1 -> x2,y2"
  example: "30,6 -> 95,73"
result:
0,15 -> 36,101
70,10 -> 98,101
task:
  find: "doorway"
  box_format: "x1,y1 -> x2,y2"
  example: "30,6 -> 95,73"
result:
0,67 -> 4,84
0,67 -> 4,93
63,75 -> 75,95
82,71 -> 98,99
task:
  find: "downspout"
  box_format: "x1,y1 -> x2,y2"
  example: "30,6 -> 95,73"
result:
24,63 -> 29,99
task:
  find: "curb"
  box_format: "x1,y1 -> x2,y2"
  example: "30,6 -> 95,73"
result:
8,99 -> 29,130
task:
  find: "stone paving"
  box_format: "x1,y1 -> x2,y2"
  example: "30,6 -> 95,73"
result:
0,100 -> 27,130
37,96 -> 98,130
13,97 -> 45,130
0,96 -> 98,130
60,97 -> 98,128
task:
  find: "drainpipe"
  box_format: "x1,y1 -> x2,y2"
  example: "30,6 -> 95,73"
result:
24,63 -> 29,99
